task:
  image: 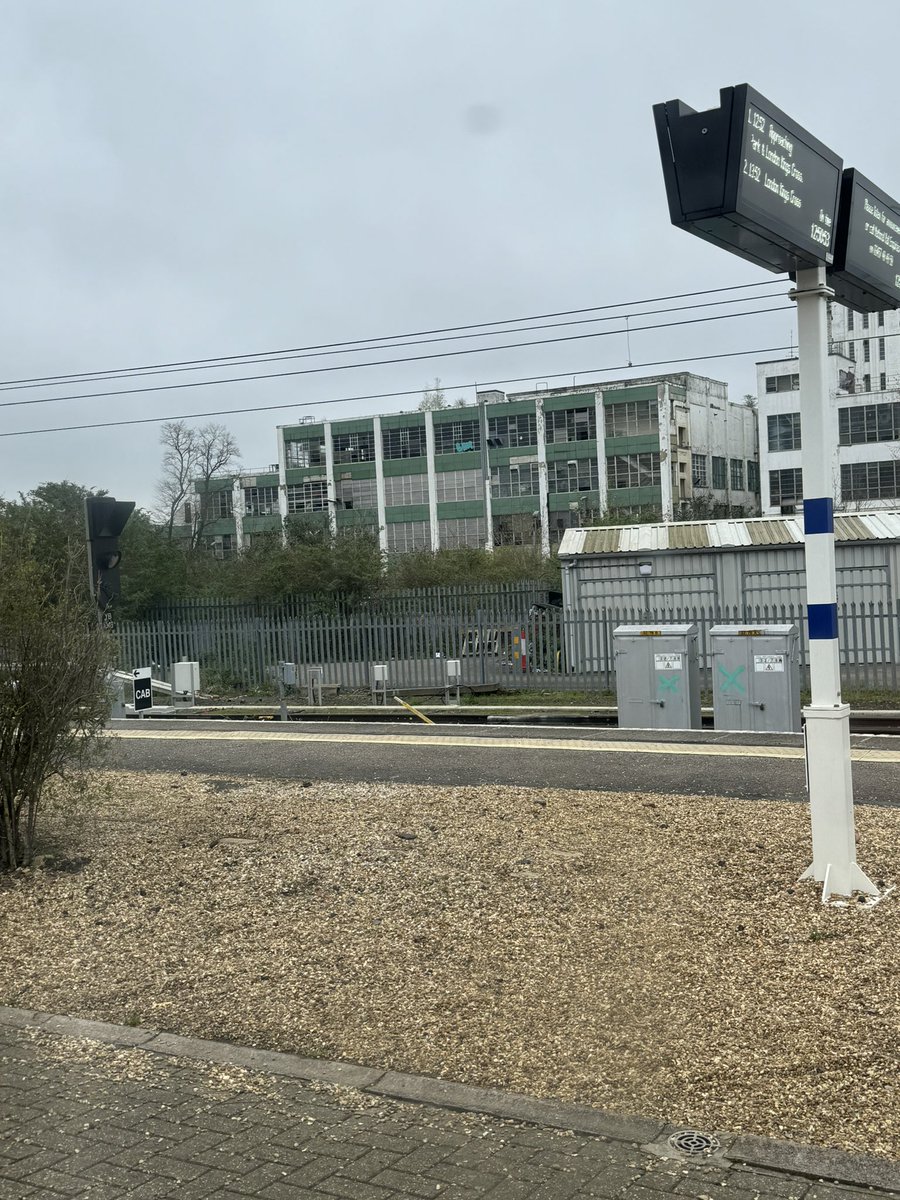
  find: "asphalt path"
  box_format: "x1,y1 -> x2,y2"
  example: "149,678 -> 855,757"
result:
107,719 -> 900,807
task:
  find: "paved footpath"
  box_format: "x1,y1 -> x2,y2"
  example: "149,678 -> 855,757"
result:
2,1010 -> 898,1200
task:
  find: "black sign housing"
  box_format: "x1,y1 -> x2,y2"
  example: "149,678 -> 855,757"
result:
654,84 -> 843,274
831,170 -> 900,312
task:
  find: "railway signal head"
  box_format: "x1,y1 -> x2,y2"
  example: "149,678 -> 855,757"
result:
84,496 -> 135,612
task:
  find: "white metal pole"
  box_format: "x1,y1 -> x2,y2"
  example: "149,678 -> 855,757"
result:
792,266 -> 877,903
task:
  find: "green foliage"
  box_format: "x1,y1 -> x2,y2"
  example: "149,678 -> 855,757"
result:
0,480 -> 100,598
0,521 -> 115,871
385,546 -> 559,590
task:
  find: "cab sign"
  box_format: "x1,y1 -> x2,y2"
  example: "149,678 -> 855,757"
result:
132,666 -> 153,711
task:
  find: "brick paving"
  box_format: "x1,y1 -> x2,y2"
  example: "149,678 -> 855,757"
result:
0,1019 -> 893,1200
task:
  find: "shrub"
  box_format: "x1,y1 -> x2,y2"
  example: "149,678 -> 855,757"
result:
0,534 -> 115,870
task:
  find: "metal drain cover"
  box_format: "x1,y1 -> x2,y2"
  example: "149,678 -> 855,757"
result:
667,1130 -> 720,1156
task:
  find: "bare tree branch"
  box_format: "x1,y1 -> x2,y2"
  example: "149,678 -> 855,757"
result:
155,421 -> 239,549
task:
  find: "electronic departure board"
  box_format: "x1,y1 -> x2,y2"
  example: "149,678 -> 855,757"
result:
654,84 -> 843,274
831,170 -> 900,312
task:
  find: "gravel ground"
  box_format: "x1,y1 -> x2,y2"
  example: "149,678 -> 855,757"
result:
2,770 -> 899,1160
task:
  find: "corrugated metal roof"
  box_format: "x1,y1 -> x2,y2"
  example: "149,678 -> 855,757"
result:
668,523 -> 711,550
835,514 -> 874,541
579,528 -> 622,554
744,519 -> 798,545
559,510 -> 900,557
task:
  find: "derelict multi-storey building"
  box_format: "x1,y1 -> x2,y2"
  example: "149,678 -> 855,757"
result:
192,372 -> 758,558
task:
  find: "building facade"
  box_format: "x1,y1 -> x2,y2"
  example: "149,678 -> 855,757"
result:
758,304 -> 900,514
194,372 -> 759,558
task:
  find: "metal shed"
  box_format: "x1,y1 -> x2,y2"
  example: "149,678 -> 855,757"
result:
557,512 -> 900,684
558,512 -> 900,612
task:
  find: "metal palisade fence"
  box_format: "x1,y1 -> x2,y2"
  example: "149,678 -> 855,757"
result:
116,592 -> 900,697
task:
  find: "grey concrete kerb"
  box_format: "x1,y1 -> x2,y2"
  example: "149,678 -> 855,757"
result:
3,1005 -> 899,1195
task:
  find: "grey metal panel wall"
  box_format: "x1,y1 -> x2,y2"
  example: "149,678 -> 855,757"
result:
571,553 -> 717,610
740,546 -> 806,608
834,543 -> 891,606
568,539 -> 900,612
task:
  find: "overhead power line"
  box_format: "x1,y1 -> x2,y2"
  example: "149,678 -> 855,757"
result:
0,291 -> 789,395
0,304 -> 793,411
0,279 -> 787,391
0,343 -> 795,438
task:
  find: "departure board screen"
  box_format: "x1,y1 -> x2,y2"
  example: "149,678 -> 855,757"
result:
735,93 -> 842,265
832,170 -> 900,310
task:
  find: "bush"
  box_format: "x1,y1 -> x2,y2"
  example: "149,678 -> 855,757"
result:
0,534 -> 115,870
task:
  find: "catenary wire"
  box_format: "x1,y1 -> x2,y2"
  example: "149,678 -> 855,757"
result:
0,291 -> 791,394
0,279 -> 788,390
0,304 -> 793,411
0,343 -> 796,438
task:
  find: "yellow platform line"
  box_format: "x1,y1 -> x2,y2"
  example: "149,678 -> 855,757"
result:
109,727 -> 900,764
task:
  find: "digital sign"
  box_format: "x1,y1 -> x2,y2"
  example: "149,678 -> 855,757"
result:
831,170 -> 900,312
654,85 -> 843,274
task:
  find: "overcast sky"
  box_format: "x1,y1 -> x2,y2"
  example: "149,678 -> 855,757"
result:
3,1 -> 899,511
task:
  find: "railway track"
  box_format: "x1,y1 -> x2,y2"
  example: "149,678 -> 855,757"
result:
128,704 -> 900,736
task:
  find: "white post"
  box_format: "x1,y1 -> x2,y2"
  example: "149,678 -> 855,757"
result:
535,397 -> 551,557
793,266 -> 877,903
323,421 -> 338,539
372,415 -> 388,556
424,411 -> 440,551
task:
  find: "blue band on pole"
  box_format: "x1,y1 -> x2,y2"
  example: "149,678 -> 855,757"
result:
808,602 -> 839,640
804,497 -> 834,535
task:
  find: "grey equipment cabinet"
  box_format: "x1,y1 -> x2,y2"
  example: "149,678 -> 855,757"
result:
710,624 -> 801,732
613,624 -> 702,730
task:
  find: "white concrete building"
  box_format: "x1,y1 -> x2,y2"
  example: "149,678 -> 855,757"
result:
757,304 -> 900,514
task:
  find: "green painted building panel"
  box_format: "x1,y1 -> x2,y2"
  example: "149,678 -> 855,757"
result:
607,485 -> 662,507
602,385 -> 659,406
197,477 -> 235,494
548,488 -> 601,505
333,463 -> 377,480
336,509 -> 378,527
281,424 -> 325,441
331,417 -> 376,435
491,496 -> 542,516
436,500 -> 486,519
434,450 -> 481,471
542,392 -> 597,412
486,447 -> 539,467
604,434 -> 660,454
244,473 -> 279,486
432,408 -> 479,425
545,441 -> 597,461
285,466 -> 329,483
385,505 -> 430,523
485,398 -> 536,418
380,412 -> 425,430
382,459 -> 428,478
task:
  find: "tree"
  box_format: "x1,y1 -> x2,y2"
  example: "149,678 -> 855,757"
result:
118,509 -> 194,617
1,481 -> 102,593
418,377 -> 446,411
155,421 -> 240,546
0,527 -> 114,871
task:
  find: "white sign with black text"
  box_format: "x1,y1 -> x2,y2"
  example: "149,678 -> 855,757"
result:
754,654 -> 785,673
